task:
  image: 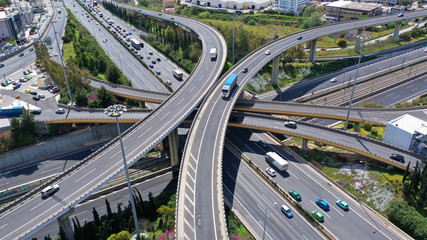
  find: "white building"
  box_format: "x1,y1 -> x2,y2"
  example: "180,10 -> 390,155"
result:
0,6 -> 34,45
185,0 -> 273,10
383,114 -> 427,156
275,0 -> 308,14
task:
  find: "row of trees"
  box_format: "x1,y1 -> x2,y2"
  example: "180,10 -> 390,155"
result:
0,0 -> 10,7
103,2 -> 201,73
62,9 -> 130,86
402,162 -> 427,212
40,189 -> 176,240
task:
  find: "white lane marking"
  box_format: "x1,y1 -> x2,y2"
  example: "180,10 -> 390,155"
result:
225,145 -> 325,238
386,93 -> 393,97
184,204 -> 194,217
159,111 -> 169,121
41,167 -> 63,174
262,193 -> 276,207
184,233 -> 191,240
0,224 -> 7,229
225,171 -> 236,182
138,127 -> 152,138
185,182 -> 194,194
330,205 -> 344,216
75,169 -> 96,183
244,144 -> 257,153
184,219 -> 195,232
302,235 -> 308,240
109,150 -> 121,159
30,201 -> 45,211
225,185 -> 273,240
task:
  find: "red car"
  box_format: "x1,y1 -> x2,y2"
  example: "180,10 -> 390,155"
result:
52,88 -> 60,93
12,81 -> 20,85
29,32 -> 35,35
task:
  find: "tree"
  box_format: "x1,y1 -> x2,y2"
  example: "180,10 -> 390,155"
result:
106,65 -> 121,84
402,162 -> 411,184
301,11 -> 323,29
73,88 -> 89,106
337,38 -> 348,48
88,98 -> 102,108
97,86 -> 114,108
93,207 -> 102,227
157,205 -> 174,229
10,110 -> 37,148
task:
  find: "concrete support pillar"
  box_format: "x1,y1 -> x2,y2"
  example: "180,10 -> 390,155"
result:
393,22 -> 402,42
57,208 -> 75,240
138,101 -> 145,109
168,128 -> 179,166
302,139 -> 308,150
271,55 -> 280,86
355,28 -> 364,52
309,39 -> 318,63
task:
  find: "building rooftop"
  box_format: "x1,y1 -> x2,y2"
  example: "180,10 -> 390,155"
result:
388,114 -> 427,135
327,1 -> 381,11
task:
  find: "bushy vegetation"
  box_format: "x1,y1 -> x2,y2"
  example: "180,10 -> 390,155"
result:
63,8 -> 130,86
0,0 -> 11,7
104,2 -> 201,73
395,93 -> 427,107
388,201 -> 427,240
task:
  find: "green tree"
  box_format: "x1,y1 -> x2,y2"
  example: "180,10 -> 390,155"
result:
97,86 -> 114,108
157,205 -> 174,229
337,38 -> 348,48
399,31 -> 412,42
73,88 -> 89,106
301,11 -> 323,29
88,98 -> 102,108
92,207 -> 102,228
10,110 -> 37,148
106,65 -> 121,84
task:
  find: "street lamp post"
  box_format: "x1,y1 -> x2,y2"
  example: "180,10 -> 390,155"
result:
52,21 -> 74,106
262,202 -> 276,240
344,34 -> 371,130
104,105 -> 140,237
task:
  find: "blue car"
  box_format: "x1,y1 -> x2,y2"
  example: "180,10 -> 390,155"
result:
316,199 -> 329,211
281,205 -> 293,218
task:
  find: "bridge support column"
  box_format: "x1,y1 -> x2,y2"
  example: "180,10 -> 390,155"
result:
393,22 -> 402,42
355,28 -> 364,52
138,101 -> 146,109
309,39 -> 318,63
271,55 -> 280,86
57,208 -> 75,240
168,128 -> 179,166
302,139 -> 308,150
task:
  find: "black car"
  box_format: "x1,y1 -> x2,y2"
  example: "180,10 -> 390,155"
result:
284,121 -> 297,129
297,36 -> 303,40
0,63 -> 4,68
30,109 -> 42,115
19,53 -> 24,57
152,60 -> 156,64
390,154 -> 405,163
33,96 -> 40,101
149,64 -> 154,68
242,67 -> 248,73
31,91 -> 38,95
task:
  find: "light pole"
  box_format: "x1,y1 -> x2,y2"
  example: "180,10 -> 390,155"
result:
356,160 -> 368,202
104,105 -> 140,237
344,34 -> 371,130
52,21 -> 74,106
232,10 -> 235,65
262,202 -> 276,240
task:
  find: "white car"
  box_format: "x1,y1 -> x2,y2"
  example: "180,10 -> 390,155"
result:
424,48 -> 427,53
266,167 -> 276,177
55,108 -> 65,114
41,184 -> 60,198
330,77 -> 337,83
265,50 -> 271,55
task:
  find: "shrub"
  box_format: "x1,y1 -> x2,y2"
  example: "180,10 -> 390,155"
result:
387,165 -> 394,172
363,123 -> 372,131
337,38 -> 348,48
399,32 -> 411,42
354,125 -> 361,132
247,19 -> 258,26
347,122 -> 354,129
371,129 -> 378,136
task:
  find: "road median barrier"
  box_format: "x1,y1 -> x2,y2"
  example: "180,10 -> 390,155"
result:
224,138 -> 336,240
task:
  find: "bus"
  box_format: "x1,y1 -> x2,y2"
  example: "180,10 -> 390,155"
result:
0,106 -> 24,116
222,74 -> 237,98
93,0 -> 97,6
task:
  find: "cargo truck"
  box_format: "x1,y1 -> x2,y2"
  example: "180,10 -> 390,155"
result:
131,39 -> 143,50
173,70 -> 183,80
222,74 -> 237,98
210,48 -> 217,61
265,152 -> 289,171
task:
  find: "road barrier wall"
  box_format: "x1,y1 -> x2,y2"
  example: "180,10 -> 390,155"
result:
0,123 -> 131,170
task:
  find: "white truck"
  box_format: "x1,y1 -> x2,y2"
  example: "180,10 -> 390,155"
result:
173,70 -> 183,80
265,152 -> 289,171
210,48 -> 217,61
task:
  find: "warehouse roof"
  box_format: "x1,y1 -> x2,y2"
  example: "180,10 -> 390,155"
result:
327,1 -> 381,11
388,114 -> 427,134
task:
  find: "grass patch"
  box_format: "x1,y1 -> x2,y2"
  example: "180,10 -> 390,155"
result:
62,41 -> 76,60
226,206 -> 255,240
284,138 -> 405,216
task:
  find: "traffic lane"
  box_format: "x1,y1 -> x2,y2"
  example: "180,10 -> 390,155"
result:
223,146 -> 325,240
226,128 -> 397,240
66,1 -> 168,93
357,73 -> 427,107
28,171 -> 178,240
0,51 -> 36,78
239,115 -> 424,167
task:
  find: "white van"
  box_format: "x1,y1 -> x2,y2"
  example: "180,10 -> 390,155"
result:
41,184 -> 60,198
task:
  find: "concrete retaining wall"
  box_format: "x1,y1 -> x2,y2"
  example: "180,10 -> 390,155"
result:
0,123 -> 133,169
